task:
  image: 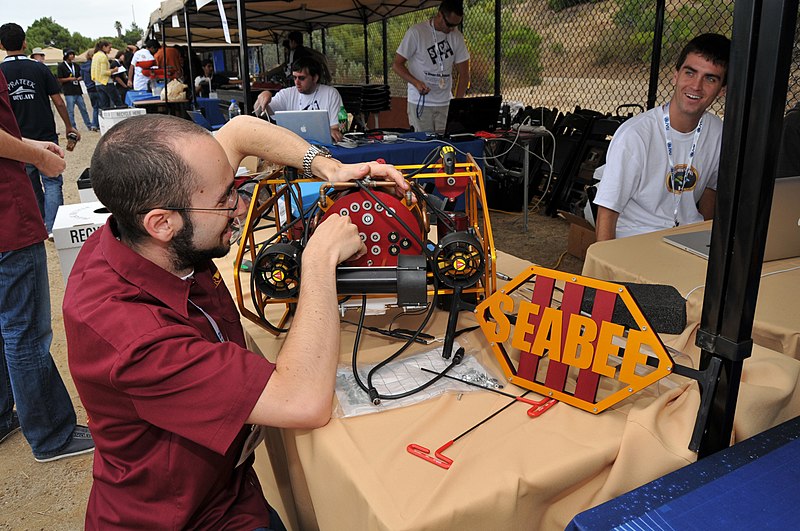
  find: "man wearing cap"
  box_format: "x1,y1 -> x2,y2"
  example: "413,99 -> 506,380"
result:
57,49 -> 92,131
30,47 -> 45,62
0,23 -> 79,235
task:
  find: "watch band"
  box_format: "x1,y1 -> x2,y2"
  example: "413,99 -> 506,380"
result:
302,145 -> 332,178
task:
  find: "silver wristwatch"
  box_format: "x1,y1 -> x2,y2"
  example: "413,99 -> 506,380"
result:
302,145 -> 332,178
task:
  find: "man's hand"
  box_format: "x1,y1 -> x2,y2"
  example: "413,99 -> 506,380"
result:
29,140 -> 66,176
413,80 -> 430,95
304,213 -> 366,265
330,126 -> 344,143
253,91 -> 273,117
67,127 -> 81,142
324,160 -> 411,200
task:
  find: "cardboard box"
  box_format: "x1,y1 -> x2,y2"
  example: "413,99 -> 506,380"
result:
52,202 -> 110,281
559,210 -> 597,260
77,174 -> 98,203
99,108 -> 146,136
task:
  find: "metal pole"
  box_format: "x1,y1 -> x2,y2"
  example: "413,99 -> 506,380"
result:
183,8 -> 196,110
494,0 -> 501,97
322,28 -> 327,55
363,21 -> 370,84
382,18 -> 389,86
160,19 -> 168,105
646,0 -> 666,109
236,0 -> 251,114
692,0 -> 798,457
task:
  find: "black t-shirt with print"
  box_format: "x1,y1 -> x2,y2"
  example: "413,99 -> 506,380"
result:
0,55 -> 61,142
57,61 -> 83,96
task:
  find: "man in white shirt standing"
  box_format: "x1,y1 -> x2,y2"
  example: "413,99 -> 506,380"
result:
127,39 -> 159,92
593,33 -> 730,241
254,56 -> 345,142
392,0 -> 470,133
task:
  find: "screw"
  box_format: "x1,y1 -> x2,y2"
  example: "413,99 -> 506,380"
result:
628,388 -> 633,393
593,407 -> 598,412
642,326 -> 647,331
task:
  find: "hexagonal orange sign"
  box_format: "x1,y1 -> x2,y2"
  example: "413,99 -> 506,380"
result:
475,266 -> 673,414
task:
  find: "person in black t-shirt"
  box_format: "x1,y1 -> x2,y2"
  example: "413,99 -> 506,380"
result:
57,49 -> 92,131
0,23 -> 79,235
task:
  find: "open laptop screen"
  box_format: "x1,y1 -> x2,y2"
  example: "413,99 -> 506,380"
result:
443,96 -> 502,137
273,110 -> 332,145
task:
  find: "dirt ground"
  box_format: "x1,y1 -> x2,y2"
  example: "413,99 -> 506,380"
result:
0,107 -> 583,530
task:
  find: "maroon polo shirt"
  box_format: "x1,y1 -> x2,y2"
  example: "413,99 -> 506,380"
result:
0,69 -> 47,252
64,218 -> 276,530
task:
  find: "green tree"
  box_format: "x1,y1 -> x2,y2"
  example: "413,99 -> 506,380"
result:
122,23 -> 144,45
24,17 -> 71,50
114,21 -> 123,39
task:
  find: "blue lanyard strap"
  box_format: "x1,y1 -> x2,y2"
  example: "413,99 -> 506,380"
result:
662,103 -> 704,226
188,299 -> 226,343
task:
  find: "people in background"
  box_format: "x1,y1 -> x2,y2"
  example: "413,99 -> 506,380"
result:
153,42 -> 183,80
194,59 -> 213,98
254,56 -> 345,142
128,39 -> 159,92
0,22 -> 79,235
91,40 -> 122,110
57,49 -> 93,131
111,50 -> 128,103
30,46 -> 45,62
80,49 -> 100,131
593,33 -> 731,240
283,31 -> 311,82
392,0 -> 470,133
63,113 -> 407,528
0,54 -> 95,464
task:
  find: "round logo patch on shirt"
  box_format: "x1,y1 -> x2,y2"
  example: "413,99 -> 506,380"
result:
665,164 -> 699,193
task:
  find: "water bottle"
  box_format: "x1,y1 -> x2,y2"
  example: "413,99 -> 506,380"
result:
337,105 -> 348,134
228,99 -> 241,121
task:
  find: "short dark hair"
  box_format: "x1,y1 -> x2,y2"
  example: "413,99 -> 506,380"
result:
291,56 -> 321,79
440,0 -> 464,17
91,115 -> 210,244
287,31 -> 303,45
676,33 -> 731,85
201,59 -> 213,68
0,23 -> 25,52
145,39 -> 160,51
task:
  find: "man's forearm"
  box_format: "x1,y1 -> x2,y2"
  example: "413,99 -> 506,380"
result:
51,94 -> 74,133
595,206 -> 619,241
455,61 -> 470,98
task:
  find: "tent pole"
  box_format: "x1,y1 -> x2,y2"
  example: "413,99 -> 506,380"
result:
692,0 -> 798,457
160,19 -> 168,105
646,0 -> 666,109
237,0 -> 252,114
494,0 -> 501,97
382,18 -> 389,86
183,8 -> 197,110
363,21 -> 369,84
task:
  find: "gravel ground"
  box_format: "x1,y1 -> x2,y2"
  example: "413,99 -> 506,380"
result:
0,102 -> 582,530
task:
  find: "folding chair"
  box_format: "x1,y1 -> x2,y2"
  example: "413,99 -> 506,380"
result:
187,110 -> 224,132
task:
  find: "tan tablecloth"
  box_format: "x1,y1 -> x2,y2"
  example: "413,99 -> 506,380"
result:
582,221 -> 800,359
217,248 -> 800,531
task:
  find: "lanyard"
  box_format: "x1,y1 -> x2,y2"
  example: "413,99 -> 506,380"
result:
429,20 -> 447,89
188,299 -> 226,343
2,55 -> 30,63
65,61 -> 76,76
662,103 -> 703,226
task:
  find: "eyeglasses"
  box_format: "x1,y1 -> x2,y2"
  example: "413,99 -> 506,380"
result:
441,14 -> 461,28
139,187 -> 242,215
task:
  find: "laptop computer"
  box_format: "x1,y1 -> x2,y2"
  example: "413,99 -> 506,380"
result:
663,175 -> 800,262
273,110 -> 332,145
443,96 -> 502,138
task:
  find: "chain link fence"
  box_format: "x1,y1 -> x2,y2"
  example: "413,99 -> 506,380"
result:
305,0 -> 799,117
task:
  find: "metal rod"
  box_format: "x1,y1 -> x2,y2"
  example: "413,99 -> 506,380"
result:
183,8 -> 196,110
646,0 -> 666,109
494,0 -> 501,96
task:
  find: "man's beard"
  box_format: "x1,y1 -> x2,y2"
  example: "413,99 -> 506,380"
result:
170,212 -> 231,271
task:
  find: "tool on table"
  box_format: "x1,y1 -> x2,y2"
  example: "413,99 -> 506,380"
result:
407,376 -> 556,469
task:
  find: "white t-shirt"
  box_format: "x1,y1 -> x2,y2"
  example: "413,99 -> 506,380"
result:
593,105 -> 722,239
269,84 -> 343,127
130,49 -> 155,91
396,20 -> 470,106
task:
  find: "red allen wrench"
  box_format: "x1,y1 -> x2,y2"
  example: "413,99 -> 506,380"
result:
408,369 -> 557,469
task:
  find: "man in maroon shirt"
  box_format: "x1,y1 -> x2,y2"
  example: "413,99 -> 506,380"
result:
63,113 -> 408,529
0,69 -> 95,461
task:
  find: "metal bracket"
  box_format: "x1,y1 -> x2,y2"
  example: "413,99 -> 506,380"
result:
695,330 -> 754,362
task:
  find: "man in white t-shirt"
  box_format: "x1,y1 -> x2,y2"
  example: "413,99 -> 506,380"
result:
392,0 -> 470,133
593,33 -> 730,240
127,39 -> 158,92
254,56 -> 344,142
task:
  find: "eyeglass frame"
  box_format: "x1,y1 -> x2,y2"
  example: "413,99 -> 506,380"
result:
138,186 -> 242,216
439,12 -> 461,28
